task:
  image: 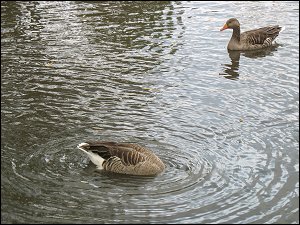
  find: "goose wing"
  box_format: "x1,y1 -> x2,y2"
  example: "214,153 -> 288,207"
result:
83,141 -> 146,166
242,26 -> 281,45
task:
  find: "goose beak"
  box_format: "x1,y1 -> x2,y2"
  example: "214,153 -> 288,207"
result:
220,24 -> 228,31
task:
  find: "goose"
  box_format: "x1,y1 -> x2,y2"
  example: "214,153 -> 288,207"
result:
220,18 -> 282,50
77,141 -> 165,176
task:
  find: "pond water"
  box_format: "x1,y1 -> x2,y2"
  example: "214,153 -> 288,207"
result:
1,1 -> 299,224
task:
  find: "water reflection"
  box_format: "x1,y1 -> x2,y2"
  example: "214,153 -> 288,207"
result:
220,44 -> 280,80
220,50 -> 241,80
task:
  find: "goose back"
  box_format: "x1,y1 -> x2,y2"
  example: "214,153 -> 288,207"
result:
241,25 -> 282,49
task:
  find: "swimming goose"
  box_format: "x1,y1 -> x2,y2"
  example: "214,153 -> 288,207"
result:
77,141 -> 165,176
220,18 -> 282,50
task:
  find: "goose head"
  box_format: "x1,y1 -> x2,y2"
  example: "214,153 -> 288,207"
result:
220,18 -> 240,31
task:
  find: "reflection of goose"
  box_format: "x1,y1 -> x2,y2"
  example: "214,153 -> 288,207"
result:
220,44 -> 280,80
77,141 -> 165,176
220,50 -> 240,80
220,18 -> 282,50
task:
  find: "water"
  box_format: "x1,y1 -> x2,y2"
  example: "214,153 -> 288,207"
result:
1,1 -> 299,224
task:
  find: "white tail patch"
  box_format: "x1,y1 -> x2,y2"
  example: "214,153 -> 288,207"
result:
77,142 -> 104,169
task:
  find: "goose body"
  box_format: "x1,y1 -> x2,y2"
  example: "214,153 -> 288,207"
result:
77,141 -> 165,176
220,18 -> 282,50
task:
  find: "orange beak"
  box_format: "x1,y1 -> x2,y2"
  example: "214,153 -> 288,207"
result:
220,23 -> 228,31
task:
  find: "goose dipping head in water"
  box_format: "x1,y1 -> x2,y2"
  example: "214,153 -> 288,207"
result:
77,141 -> 165,176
